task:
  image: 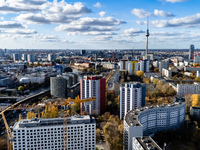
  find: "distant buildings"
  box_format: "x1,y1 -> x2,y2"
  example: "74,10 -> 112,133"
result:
120,59 -> 128,70
80,76 -> 106,115
12,116 -> 96,150
48,54 -> 57,62
13,54 -> 21,61
120,83 -> 146,119
124,97 -> 186,150
27,54 -> 37,62
189,44 -> 195,60
177,84 -> 200,97
22,54 -> 28,61
81,50 -> 86,55
197,71 -> 200,77
162,68 -> 172,78
190,106 -> 200,121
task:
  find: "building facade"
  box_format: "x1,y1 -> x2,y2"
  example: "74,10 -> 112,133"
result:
120,60 -> 129,70
80,76 -> 106,115
120,83 -> 146,120
50,77 -> 67,98
189,44 -> 195,60
162,68 -> 172,78
159,60 -> 169,72
177,84 -> 200,97
124,97 -> 186,150
12,116 -> 96,150
140,60 -> 149,73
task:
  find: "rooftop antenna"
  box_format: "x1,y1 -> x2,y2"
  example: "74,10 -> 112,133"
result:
145,16 -> 150,59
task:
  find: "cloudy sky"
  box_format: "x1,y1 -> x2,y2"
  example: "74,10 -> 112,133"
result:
0,0 -> 200,49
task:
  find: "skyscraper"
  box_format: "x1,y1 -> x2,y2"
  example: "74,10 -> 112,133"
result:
140,60 -> 150,73
120,83 -> 146,120
189,44 -> 195,60
80,76 -> 106,115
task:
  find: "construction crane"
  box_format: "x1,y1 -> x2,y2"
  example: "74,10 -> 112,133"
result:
0,96 -> 96,150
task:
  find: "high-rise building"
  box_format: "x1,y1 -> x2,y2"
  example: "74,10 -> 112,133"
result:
81,50 -> 86,55
197,71 -> 200,77
50,77 -> 67,98
140,60 -> 149,73
27,54 -> 37,62
124,97 -> 185,150
12,116 -> 96,150
120,83 -> 146,119
0,49 -> 5,57
13,53 -> 21,61
120,59 -> 129,70
189,44 -> 195,60
80,76 -> 106,115
127,61 -> 139,75
48,54 -> 57,62
22,54 -> 28,61
159,60 -> 169,72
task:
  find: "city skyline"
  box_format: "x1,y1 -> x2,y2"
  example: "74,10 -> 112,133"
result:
0,0 -> 200,49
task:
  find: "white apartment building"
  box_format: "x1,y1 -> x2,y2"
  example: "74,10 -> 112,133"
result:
120,60 -> 129,70
127,62 -> 139,75
124,97 -> 186,150
140,60 -> 149,73
177,84 -> 200,97
27,54 -> 37,62
197,71 -> 200,77
48,54 -> 57,62
120,83 -> 146,120
159,60 -> 169,72
162,68 -> 172,78
12,116 -> 96,150
80,76 -> 106,115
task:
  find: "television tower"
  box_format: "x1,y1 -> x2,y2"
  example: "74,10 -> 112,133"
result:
145,16 -> 150,59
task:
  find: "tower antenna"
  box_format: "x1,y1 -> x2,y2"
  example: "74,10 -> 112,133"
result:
145,16 -> 150,59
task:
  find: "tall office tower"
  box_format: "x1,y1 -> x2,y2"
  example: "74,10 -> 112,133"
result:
48,53 -> 57,62
50,77 -> 67,98
145,17 -> 150,59
13,53 -> 21,61
12,116 -> 96,150
140,60 -> 150,73
0,49 -> 5,57
22,54 -> 28,61
81,50 -> 86,55
189,44 -> 195,60
80,76 -> 106,115
120,83 -> 146,119
27,54 -> 37,62
159,60 -> 169,72
120,59 -> 129,70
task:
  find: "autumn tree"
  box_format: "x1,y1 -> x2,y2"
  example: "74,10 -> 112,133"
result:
41,104 -> 58,118
96,129 -> 101,142
71,103 -> 80,114
27,111 -> 36,119
154,68 -> 159,72
136,71 -> 144,77
191,94 -> 200,107
195,77 -> 200,82
18,114 -> 22,121
18,86 -> 24,94
194,63 -> 199,67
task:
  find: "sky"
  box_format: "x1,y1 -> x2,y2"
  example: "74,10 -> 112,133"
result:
0,0 -> 200,49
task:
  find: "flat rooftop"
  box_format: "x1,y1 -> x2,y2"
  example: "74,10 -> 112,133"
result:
13,115 -> 95,130
136,136 -> 162,150
125,98 -> 185,127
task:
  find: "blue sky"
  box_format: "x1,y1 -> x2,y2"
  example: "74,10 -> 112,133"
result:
0,0 -> 200,49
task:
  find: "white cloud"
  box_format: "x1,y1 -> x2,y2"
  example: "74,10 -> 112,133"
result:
0,17 -> 4,20
122,28 -> 144,36
132,8 -> 174,18
164,0 -> 188,3
99,11 -> 106,17
93,2 -> 102,8
131,9 -> 150,18
4,29 -> 37,34
151,13 -> 200,28
0,21 -> 27,28
15,2 -> 92,24
154,9 -> 174,17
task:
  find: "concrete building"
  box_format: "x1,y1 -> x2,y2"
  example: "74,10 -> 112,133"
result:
197,71 -> 200,77
184,67 -> 200,72
140,60 -> 149,73
120,83 -> 146,120
0,49 -> 5,57
27,54 -> 37,62
13,54 -> 21,61
50,77 -> 67,98
12,115 -> 96,150
48,54 -> 57,62
22,54 -> 28,61
80,76 -> 106,115
159,60 -> 169,72
127,61 -> 139,75
189,44 -> 195,60
124,97 -> 185,150
81,50 -> 86,55
194,56 -> 200,64
190,106 -> 200,121
177,84 -> 200,97
153,61 -> 159,68
120,60 -> 129,70
162,68 -> 172,78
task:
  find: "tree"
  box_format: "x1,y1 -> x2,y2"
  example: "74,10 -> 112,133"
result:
96,129 -> 101,142
41,104 -> 58,118
195,77 -> 200,82
82,68 -> 87,73
95,71 -> 100,75
136,71 -> 144,77
27,111 -> 36,119
71,103 -> 80,114
191,94 -> 200,107
18,114 -> 22,121
18,86 -> 24,92
154,68 -> 159,72
194,63 -> 199,67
